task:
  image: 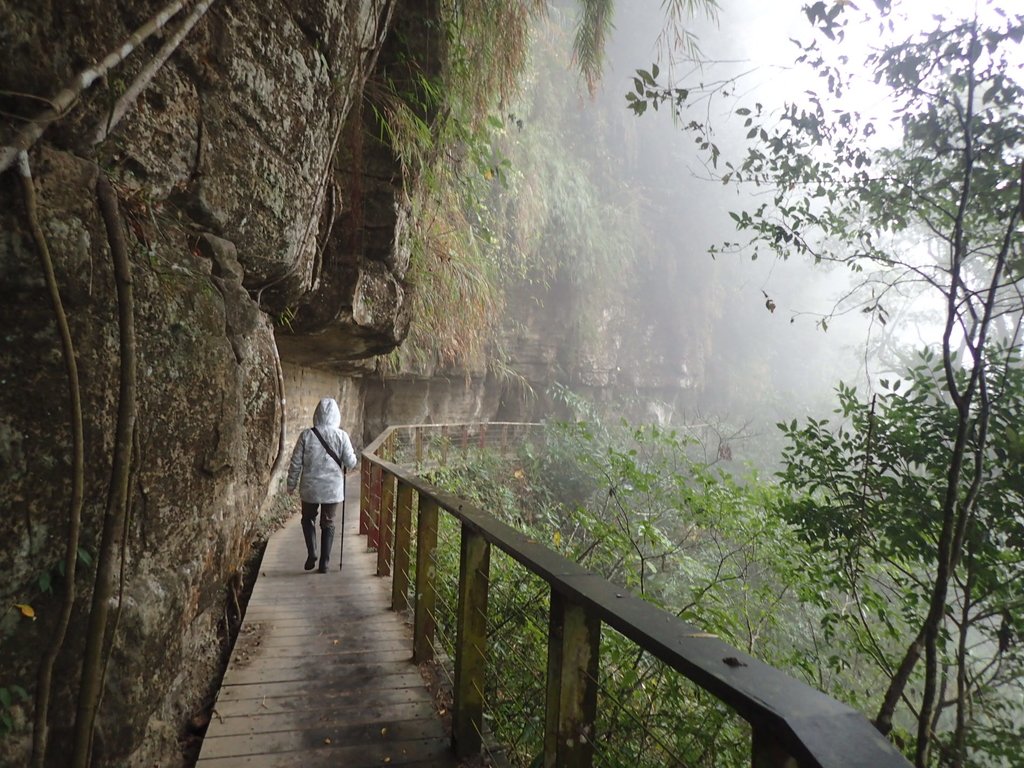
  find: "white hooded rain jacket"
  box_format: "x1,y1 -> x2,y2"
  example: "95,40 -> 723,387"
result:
286,398 -> 357,504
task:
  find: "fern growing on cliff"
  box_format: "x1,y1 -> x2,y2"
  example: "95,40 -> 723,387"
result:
372,0 -> 718,375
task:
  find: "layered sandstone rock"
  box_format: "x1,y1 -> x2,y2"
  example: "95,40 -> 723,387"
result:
0,1 -> 418,764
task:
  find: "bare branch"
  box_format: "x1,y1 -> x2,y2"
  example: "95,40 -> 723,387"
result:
91,0 -> 218,146
0,0 -> 191,173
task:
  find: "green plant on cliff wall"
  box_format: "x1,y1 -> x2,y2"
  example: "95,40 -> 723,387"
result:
378,2 -> 721,378
374,3 -> 639,375
368,1 -> 539,374
0,685 -> 30,735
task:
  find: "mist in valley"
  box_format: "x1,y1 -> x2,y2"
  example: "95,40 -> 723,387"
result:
493,0 -> 911,469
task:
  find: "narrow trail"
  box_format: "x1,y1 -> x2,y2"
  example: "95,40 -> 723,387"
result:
196,475 -> 458,767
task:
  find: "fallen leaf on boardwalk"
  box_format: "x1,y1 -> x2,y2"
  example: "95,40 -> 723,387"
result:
324,737 -> 332,744
332,639 -> 339,645
383,757 -> 391,764
381,727 -> 388,736
14,603 -> 35,619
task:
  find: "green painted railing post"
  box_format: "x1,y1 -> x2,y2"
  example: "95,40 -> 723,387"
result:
391,480 -> 415,612
413,495 -> 439,663
376,469 -> 395,577
543,590 -> 600,768
752,726 -> 799,768
452,525 -> 490,758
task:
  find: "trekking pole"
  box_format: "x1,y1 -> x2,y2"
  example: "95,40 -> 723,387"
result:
338,468 -> 347,572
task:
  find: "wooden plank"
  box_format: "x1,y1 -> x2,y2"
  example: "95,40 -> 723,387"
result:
197,737 -> 452,767
412,496 -> 439,664
197,474 -> 457,767
229,629 -> 411,652
359,457 -> 370,535
378,469 -> 395,576
200,718 -> 443,758
214,670 -> 428,703
206,700 -> 436,737
452,525 -> 490,758
222,660 -> 420,687
368,462 -> 382,551
543,590 -> 600,768
211,686 -> 427,718
392,480 -> 415,612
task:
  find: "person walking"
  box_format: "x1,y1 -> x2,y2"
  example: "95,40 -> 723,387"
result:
286,397 -> 357,573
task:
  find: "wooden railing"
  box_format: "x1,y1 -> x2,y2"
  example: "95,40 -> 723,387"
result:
360,422 -> 912,768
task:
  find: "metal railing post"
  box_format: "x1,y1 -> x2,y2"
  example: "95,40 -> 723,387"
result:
543,590 -> 600,768
452,524 -> 490,758
413,495 -> 439,663
391,480 -> 415,612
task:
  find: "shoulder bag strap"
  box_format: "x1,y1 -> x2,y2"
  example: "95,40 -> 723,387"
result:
311,427 -> 347,472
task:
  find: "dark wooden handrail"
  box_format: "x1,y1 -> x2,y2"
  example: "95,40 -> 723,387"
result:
361,423 -> 911,768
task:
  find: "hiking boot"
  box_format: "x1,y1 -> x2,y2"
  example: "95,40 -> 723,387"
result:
318,526 -> 334,572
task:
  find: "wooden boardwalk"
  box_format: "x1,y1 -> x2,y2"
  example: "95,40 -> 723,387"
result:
196,475 -> 459,768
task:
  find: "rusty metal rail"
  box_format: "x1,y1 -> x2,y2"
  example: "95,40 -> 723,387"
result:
360,422 -> 911,768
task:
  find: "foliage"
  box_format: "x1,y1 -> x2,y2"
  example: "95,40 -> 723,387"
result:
0,685 -> 30,735
627,1 -> 1024,764
777,352 -> 1024,764
379,1 -> 721,376
427,408 -> 881,767
574,0 -> 719,94
369,3 -> 523,374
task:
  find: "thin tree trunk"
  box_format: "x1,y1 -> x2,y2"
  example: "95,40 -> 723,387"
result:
0,0 -> 191,173
952,549 -> 975,768
69,174 -> 137,768
19,151 -> 86,768
90,0 -> 218,146
875,627 -> 924,735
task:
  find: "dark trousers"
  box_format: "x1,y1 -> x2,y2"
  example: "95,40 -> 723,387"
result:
301,501 -> 338,570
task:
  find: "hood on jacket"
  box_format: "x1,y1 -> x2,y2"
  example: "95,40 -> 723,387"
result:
313,397 -> 341,429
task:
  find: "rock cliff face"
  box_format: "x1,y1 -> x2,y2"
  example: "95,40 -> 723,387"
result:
0,1 -> 421,765
363,268 -> 707,439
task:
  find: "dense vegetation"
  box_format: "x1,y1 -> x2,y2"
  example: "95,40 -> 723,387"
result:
372,1 -> 722,378
628,3 -> 1024,765
401,3 -> 1024,763
426,369 -> 1023,766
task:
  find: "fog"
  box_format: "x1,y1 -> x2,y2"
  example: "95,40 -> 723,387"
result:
487,0 -> 1016,466
500,1 -> 892,459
